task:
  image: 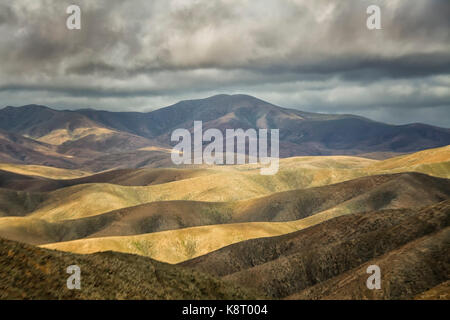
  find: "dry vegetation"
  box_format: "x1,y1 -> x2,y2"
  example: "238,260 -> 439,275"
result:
0,145 -> 449,299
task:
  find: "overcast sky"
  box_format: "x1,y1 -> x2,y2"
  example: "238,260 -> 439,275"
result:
0,0 -> 449,127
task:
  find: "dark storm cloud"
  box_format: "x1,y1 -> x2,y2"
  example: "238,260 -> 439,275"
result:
0,0 -> 448,127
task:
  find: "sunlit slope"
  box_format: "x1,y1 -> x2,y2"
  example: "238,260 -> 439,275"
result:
0,163 -> 89,179
40,174 -> 450,264
25,157 -> 378,221
0,201 -> 233,245
41,220 -> 301,264
35,206 -> 428,264
0,217 -> 61,244
3,172 -> 449,245
365,145 -> 450,178
23,173 -> 344,221
2,146 -> 449,223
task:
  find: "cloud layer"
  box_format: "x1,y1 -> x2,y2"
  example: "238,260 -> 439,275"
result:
0,0 -> 449,127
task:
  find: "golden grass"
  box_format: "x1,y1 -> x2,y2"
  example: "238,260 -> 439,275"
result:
41,204 -> 364,264
35,127 -> 116,145
0,163 -> 90,179
137,146 -> 173,153
24,145 -> 450,222
28,167 -> 364,221
5,145 -> 449,263
365,145 -> 450,178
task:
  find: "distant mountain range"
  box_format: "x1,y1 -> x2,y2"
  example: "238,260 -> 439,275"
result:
1,94 -> 449,170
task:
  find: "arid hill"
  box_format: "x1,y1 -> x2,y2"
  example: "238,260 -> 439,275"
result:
1,172 -> 448,245
181,200 -> 450,299
0,237 -> 258,300
39,173 -> 450,264
0,167 -> 210,192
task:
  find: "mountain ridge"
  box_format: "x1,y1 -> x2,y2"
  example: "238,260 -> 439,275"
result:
1,94 -> 449,169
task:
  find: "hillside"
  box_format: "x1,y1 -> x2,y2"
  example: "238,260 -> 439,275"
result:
366,145 -> 450,178
0,130 -> 77,168
0,237 -> 257,299
181,200 -> 450,299
6,152 -> 449,222
3,172 -> 447,245
287,228 -> 449,300
0,163 -> 89,179
39,174 -> 450,263
0,167 -> 210,192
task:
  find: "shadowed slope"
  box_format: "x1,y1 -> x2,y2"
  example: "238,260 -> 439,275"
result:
288,228 -> 450,300
2,172 -> 448,245
414,281 -> 450,300
0,130 -> 78,168
181,201 -> 450,299
0,167 -> 210,192
40,177 -> 450,264
0,237 -> 258,300
0,188 -> 44,217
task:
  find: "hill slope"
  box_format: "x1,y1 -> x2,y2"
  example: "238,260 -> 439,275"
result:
0,167 -> 210,192
181,200 -> 450,299
287,228 -> 449,300
0,237 -> 257,299
39,174 -> 450,263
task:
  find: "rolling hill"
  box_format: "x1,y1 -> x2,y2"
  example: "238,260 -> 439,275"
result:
3,172 -> 448,245
0,144 -> 447,223
0,237 -> 257,299
287,228 -> 449,300
181,200 -> 450,299
39,173 -> 450,263
0,163 -> 89,179
0,167 -> 210,192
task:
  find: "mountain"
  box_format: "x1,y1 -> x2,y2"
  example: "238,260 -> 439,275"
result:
1,95 -> 449,171
0,237 -> 257,299
181,200 -> 450,299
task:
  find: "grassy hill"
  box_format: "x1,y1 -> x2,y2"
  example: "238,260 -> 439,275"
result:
0,145 -> 447,223
0,167 -> 210,192
288,228 -> 449,300
0,188 -> 44,217
0,237 -> 258,299
182,200 -> 450,299
40,174 -> 450,263
366,145 -> 450,178
0,163 -> 89,179
1,172 -> 448,246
